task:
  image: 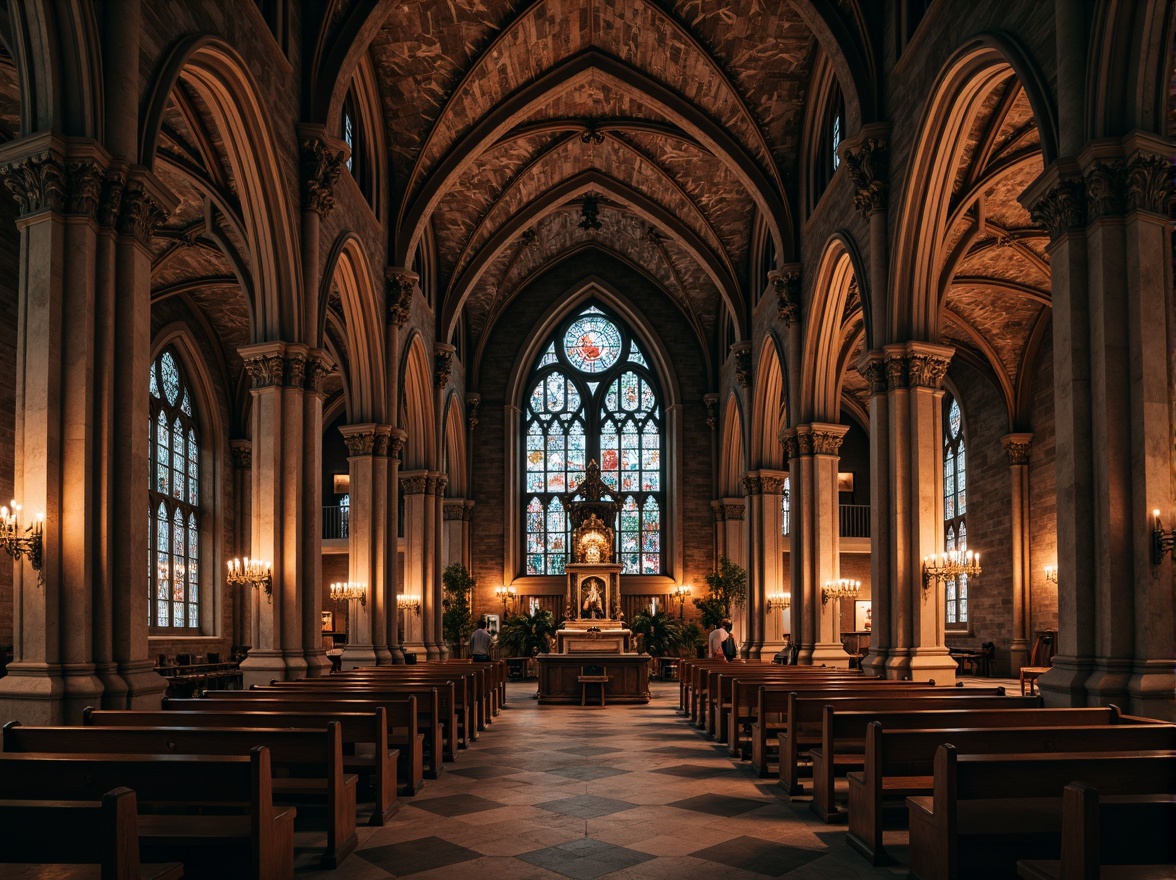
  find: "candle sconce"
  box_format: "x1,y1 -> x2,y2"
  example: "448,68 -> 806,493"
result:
669,585 -> 692,618
1153,510 -> 1175,565
397,593 -> 422,615
921,550 -> 981,592
0,501 -> 43,586
822,579 -> 860,605
227,557 -> 272,599
1043,565 -> 1058,584
330,581 -> 367,607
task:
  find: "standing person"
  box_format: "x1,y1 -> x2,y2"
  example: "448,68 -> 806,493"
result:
721,620 -> 737,660
469,617 -> 493,662
708,621 -> 730,660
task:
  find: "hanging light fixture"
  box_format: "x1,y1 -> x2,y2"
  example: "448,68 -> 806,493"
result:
397,593 -> 421,615
921,550 -> 981,591
330,581 -> 367,607
0,500 -> 43,585
822,579 -> 861,605
227,557 -> 272,598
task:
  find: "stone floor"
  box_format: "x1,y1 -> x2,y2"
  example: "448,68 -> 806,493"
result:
289,675 -> 1022,879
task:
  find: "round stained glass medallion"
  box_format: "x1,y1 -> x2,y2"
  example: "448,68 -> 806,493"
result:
563,315 -> 622,373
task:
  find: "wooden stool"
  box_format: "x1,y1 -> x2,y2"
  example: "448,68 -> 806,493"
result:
578,664 -> 609,707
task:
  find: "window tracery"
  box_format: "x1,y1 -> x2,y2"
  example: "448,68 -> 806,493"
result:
943,395 -> 968,627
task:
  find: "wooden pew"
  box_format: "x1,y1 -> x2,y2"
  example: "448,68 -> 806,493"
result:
725,671 -> 871,756
184,685 -> 447,776
778,687 -> 1014,793
906,746 -> 1176,880
329,667 -> 483,741
4,720 -> 357,869
1017,781 -> 1176,880
692,663 -> 860,729
847,707 -> 1174,865
0,747 -> 295,880
85,704 -> 410,812
0,786 -> 184,880
709,668 -> 866,742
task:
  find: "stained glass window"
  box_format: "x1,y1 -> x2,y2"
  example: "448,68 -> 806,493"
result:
781,476 -> 791,536
943,395 -> 967,628
149,348 -> 201,632
524,304 -> 663,574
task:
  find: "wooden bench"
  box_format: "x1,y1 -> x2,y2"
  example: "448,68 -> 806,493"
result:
0,786 -> 184,880
86,704 -> 409,813
165,695 -> 428,789
844,706 -> 1164,865
4,720 -> 357,868
906,746 -> 1176,880
1017,782 -> 1176,880
725,671 -> 869,756
0,747 -> 295,880
711,669 -> 866,743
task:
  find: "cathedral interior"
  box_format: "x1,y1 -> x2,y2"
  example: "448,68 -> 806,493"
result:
0,0 -> 1172,730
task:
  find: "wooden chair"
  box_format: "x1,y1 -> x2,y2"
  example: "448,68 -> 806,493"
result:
578,663 -> 609,707
1020,631 -> 1056,695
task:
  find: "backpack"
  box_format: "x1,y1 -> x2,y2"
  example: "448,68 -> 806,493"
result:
722,631 -> 737,660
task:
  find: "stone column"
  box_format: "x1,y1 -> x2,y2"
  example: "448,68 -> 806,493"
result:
711,498 -> 746,653
399,470 -> 429,656
430,474 -> 449,660
742,474 -> 765,660
1002,433 -> 1034,673
338,423 -> 391,670
443,500 -> 473,568
238,343 -> 315,686
856,352 -> 891,677
757,470 -> 790,659
883,342 -> 958,685
301,352 -> 333,678
383,430 -> 407,663
230,441 -> 253,651
384,269 -> 416,663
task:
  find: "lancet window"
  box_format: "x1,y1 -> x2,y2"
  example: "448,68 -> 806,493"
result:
943,395 -> 968,627
524,306 -> 662,575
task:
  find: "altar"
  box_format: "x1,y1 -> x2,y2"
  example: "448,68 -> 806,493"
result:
536,652 -> 651,704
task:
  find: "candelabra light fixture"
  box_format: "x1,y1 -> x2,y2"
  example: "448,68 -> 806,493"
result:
822,579 -> 861,605
767,591 -> 791,611
330,581 -> 367,607
1152,510 -> 1175,565
921,550 -> 981,591
669,585 -> 691,618
1044,565 -> 1058,584
0,500 -> 43,585
495,584 -> 516,614
227,557 -> 272,598
397,593 -> 421,615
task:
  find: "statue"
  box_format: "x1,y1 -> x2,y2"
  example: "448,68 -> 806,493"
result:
581,578 -> 605,619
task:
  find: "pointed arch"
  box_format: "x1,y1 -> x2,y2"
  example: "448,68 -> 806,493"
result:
141,36 -> 303,341
750,337 -> 788,470
320,232 -> 386,423
719,393 -> 746,499
801,235 -> 862,422
400,332 -> 435,471
442,392 -> 467,498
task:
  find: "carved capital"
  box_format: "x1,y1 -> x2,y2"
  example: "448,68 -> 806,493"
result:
711,502 -> 726,523
704,394 -> 719,430
343,431 -> 376,456
795,431 -> 814,457
98,169 -> 126,228
761,475 -> 788,494
779,429 -> 799,460
1124,153 -> 1173,215
373,429 -> 392,457
242,353 -> 287,388
66,160 -> 103,217
387,429 -> 407,460
465,393 -> 481,431
284,351 -> 307,388
0,152 -> 66,215
722,503 -> 746,521
301,138 -> 345,217
810,430 -> 844,456
741,476 -> 763,496
1029,178 -> 1086,239
733,348 -> 752,389
857,355 -> 889,396
906,352 -> 951,389
434,343 -> 454,389
1001,432 -> 1034,466
884,352 -> 907,389
400,474 -> 427,494
385,269 -> 418,327
304,354 -> 333,395
230,440 -> 252,469
768,268 -> 801,325
118,183 -> 169,244
1084,160 -> 1126,221
432,475 -> 449,496
843,138 -> 889,219
443,501 -> 467,521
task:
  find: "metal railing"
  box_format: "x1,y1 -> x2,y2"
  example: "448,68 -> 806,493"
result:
782,504 -> 870,539
322,505 -> 349,540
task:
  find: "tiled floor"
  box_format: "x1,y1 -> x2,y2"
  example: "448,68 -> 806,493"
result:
289,677 -> 1019,879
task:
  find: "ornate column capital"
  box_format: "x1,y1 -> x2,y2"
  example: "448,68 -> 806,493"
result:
465,393 -> 481,431
883,341 -> 954,389
761,474 -> 789,494
434,343 -> 455,389
704,394 -> 719,430
856,349 -> 889,396
711,500 -> 726,523
240,341 -> 289,388
731,341 -> 752,389
841,136 -> 889,219
721,503 -> 746,521
443,500 -> 467,521
1123,153 -> 1173,215
304,348 -> 335,395
387,428 -> 407,461
1027,175 -> 1087,240
117,181 -> 170,245
385,268 -> 419,327
796,422 -> 849,456
230,440 -> 252,469
741,475 -> 763,496
1001,432 -> 1034,466
0,151 -> 66,215
767,265 -> 801,326
301,136 -> 345,217
339,423 -> 391,457
430,474 -> 449,497
400,470 -> 428,494
779,428 -> 799,460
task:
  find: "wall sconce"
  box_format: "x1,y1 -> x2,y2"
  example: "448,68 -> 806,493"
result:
921,550 -> 981,591
397,593 -> 421,615
1044,565 -> 1058,584
1153,510 -> 1175,565
669,584 -> 692,618
494,584 -> 516,614
330,581 -> 367,607
767,591 -> 791,611
227,557 -> 272,599
822,579 -> 861,605
0,501 -> 43,585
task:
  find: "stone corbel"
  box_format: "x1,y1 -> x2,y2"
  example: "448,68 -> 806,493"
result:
1001,433 -> 1034,466
839,132 -> 889,220
300,132 -> 346,217
731,341 -> 752,389
230,440 -> 252,470
385,268 -> 419,327
434,343 -> 455,389
465,393 -> 481,431
768,266 -> 801,326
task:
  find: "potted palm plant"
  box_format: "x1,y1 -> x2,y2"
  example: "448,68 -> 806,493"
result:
630,607 -> 685,679
497,607 -> 559,671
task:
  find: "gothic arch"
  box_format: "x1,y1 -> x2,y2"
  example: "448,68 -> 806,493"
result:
890,35 -> 1058,342
320,232 -> 385,423
718,393 -> 746,499
789,0 -> 876,134
1087,0 -> 1175,139
399,331 -> 435,471
141,36 -> 303,342
750,337 -> 787,470
307,0 -> 395,130
441,392 -> 467,498
800,236 -> 862,423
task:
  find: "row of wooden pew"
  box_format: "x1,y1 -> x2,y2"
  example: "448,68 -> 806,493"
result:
674,658 -> 1176,880
0,658 -> 507,880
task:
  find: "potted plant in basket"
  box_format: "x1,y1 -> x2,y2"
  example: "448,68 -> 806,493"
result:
441,563 -> 476,658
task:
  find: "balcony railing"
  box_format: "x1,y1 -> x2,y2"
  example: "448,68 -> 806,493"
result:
782,504 -> 870,539
322,505 -> 349,540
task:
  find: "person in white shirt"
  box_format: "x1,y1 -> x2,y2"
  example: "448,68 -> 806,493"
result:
469,618 -> 494,661
707,622 -> 730,660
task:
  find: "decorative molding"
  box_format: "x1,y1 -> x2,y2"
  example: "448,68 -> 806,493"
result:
0,152 -> 66,214
761,475 -> 788,494
242,353 -> 288,388
1001,433 -> 1034,466
66,160 -> 103,217
301,137 -> 345,217
741,476 -> 763,496
767,268 -> 800,325
779,429 -> 799,460
1084,160 -> 1126,222
230,441 -> 252,469
434,343 -> 455,389
465,393 -> 481,431
1124,153 -> 1172,215
385,269 -> 418,327
733,347 -> 752,388
118,183 -> 169,244
400,475 -> 427,494
704,394 -> 719,430
842,138 -> 888,219
1028,178 -> 1086,239
721,503 -> 746,521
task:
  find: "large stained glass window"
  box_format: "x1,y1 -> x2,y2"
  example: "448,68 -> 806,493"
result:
524,305 -> 663,575
149,348 -> 201,632
943,395 -> 967,627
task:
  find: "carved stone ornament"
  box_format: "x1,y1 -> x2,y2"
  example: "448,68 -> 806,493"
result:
704,395 -> 719,430
304,355 -> 333,395
906,353 -> 950,389
433,475 -> 449,496
768,269 -> 801,325
741,476 -> 763,496
465,394 -> 481,431
1084,161 -> 1126,222
243,353 -> 288,388
387,431 -> 406,460
343,430 -> 377,456
1125,154 -> 1173,215
795,431 -> 814,456
761,475 -> 788,494
230,442 -> 252,469
301,138 -> 345,217
443,502 -> 467,521
434,346 -> 453,389
385,269 -> 418,327
859,359 -> 888,396
809,430 -> 845,456
1029,178 -> 1086,239
734,349 -> 752,388
721,503 -> 746,521
373,430 -> 392,457
98,170 -> 126,228
842,138 -> 889,219
118,183 -> 169,244
579,122 -> 605,145
779,430 -> 799,460
284,352 -> 308,388
66,160 -> 103,217
0,152 -> 66,215
1001,434 -> 1033,466
711,503 -> 726,523
884,352 -> 908,390
400,475 -> 427,494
